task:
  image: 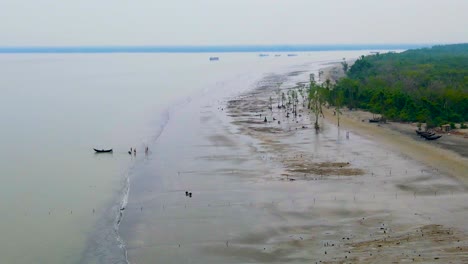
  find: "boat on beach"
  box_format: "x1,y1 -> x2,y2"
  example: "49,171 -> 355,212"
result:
93,148 -> 113,153
369,117 -> 386,123
415,130 -> 434,137
209,57 -> 219,61
424,135 -> 442,140
415,130 -> 441,140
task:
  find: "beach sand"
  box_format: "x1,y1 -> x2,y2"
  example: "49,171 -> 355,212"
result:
318,62 -> 468,186
322,108 -> 468,185
223,71 -> 468,263
121,65 -> 468,263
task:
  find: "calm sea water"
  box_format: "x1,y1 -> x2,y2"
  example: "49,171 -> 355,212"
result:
0,51 -> 380,263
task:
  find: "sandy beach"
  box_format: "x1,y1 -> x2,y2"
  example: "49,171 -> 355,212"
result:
319,62 -> 468,186
120,62 -> 468,263
322,108 -> 468,184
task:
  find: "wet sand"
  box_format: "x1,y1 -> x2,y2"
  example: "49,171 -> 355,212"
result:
223,71 -> 468,263
322,105 -> 468,187
120,64 -> 468,263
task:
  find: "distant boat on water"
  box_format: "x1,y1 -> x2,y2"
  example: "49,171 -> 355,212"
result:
287,54 -> 298,57
209,57 -> 219,61
259,54 -> 269,57
94,148 -> 113,153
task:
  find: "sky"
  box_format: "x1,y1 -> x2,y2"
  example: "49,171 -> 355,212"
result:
1,0 -> 467,46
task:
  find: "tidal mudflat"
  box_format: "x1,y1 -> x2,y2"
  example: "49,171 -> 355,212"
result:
121,66 -> 468,263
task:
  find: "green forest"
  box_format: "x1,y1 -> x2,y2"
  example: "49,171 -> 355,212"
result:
327,44 -> 468,127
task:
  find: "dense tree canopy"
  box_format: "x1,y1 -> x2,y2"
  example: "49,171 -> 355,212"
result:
328,44 -> 468,126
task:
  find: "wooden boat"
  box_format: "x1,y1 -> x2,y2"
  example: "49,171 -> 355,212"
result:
417,131 -> 435,136
369,115 -> 385,123
94,148 -> 113,153
415,130 -> 435,137
424,135 -> 442,140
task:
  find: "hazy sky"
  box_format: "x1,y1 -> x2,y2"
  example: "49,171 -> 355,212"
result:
1,0 -> 467,46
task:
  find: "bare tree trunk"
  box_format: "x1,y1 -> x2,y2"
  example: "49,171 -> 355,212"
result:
337,112 -> 340,127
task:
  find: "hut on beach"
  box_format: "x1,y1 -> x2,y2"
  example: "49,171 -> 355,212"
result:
441,124 -> 451,132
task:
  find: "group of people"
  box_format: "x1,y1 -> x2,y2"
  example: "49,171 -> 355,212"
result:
128,146 -> 150,155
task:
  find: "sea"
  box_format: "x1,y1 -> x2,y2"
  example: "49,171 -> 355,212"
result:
0,47 -> 405,263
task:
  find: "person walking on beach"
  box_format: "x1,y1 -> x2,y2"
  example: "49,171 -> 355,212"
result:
145,146 -> 149,155
134,148 -> 136,155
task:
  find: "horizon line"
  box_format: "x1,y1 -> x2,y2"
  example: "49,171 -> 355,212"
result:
0,43 -> 450,53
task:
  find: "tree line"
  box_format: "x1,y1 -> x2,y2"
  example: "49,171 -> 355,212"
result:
324,44 -> 468,127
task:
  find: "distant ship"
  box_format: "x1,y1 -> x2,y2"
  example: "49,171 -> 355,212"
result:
259,54 -> 269,57
209,57 -> 219,61
287,54 -> 298,57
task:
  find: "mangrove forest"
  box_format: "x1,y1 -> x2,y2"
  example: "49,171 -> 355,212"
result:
328,44 -> 468,127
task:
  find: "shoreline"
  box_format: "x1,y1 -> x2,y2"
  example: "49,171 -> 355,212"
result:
319,63 -> 468,186
323,107 -> 468,185
119,57 -> 468,263
223,69 -> 468,262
